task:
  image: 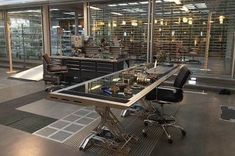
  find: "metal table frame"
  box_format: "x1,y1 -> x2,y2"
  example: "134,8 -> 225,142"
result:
48,64 -> 182,153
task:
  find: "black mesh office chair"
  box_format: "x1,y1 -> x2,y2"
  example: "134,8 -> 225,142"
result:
143,66 -> 191,143
42,54 -> 68,91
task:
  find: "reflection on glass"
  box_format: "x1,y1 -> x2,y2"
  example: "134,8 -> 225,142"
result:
8,9 -> 43,64
71,64 -> 157,102
89,2 -> 148,63
50,6 -> 84,56
0,13 -> 6,58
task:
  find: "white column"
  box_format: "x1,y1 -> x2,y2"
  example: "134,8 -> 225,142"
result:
232,32 -> 235,78
150,0 -> 155,63
5,11 -> 16,74
147,0 -> 152,63
84,0 -> 90,36
204,12 -> 212,70
75,10 -> 79,35
42,5 -> 51,55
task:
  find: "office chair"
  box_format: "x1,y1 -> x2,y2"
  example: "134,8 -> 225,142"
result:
143,66 -> 191,143
42,53 -> 68,91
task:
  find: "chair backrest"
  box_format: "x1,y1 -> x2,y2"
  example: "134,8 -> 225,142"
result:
173,66 -> 191,88
42,53 -> 51,65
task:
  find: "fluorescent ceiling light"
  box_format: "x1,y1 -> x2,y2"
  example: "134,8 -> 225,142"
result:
122,8 -> 145,13
195,3 -> 207,9
118,3 -> 128,6
180,5 -> 189,12
90,85 -> 101,91
139,1 -> 148,4
50,9 -> 59,11
184,4 -> 196,9
111,12 -> 123,16
90,6 -> 101,10
164,0 -> 181,5
0,0 -> 47,6
8,10 -> 41,14
128,2 -> 138,5
108,4 -> 117,7
64,12 -> 75,15
156,0 -> 162,3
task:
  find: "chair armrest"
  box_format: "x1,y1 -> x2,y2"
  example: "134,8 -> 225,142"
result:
156,86 -> 183,102
157,86 -> 181,93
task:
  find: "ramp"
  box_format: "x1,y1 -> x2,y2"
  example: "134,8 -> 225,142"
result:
10,65 -> 43,81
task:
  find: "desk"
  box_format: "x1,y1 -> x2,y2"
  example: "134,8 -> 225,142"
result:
50,56 -> 129,82
48,64 -> 181,153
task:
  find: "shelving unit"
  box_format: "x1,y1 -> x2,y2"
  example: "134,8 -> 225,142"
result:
11,25 -> 43,60
0,21 -> 6,57
51,29 -> 72,56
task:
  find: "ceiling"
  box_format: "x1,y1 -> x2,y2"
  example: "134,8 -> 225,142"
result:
0,0 -> 227,12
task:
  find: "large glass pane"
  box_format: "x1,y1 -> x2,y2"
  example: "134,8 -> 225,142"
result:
8,8 -> 43,68
153,0 -> 234,78
50,4 -> 84,56
89,1 -> 148,63
0,12 -> 7,60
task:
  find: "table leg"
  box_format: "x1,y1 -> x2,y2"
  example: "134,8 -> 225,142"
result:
79,106 -> 138,153
121,98 -> 156,118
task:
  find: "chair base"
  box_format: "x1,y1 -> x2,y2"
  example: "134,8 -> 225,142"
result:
142,114 -> 186,144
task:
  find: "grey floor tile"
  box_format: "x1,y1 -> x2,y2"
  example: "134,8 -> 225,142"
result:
50,121 -> 70,129
35,127 -> 58,137
16,99 -> 81,119
50,131 -> 72,142
76,117 -> 94,125
74,109 -> 91,116
63,124 -> 84,133
63,114 -> 81,122
86,112 -> 99,119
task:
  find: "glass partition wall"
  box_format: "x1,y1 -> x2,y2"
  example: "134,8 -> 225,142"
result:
50,4 -> 84,56
89,1 -> 149,63
153,0 -> 234,77
0,12 -> 7,60
8,8 -> 43,68
89,0 -> 235,78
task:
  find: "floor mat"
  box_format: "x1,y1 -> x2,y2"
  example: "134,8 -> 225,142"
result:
64,110 -> 163,156
221,105 -> 235,122
0,110 -> 56,133
0,91 -> 55,133
34,107 -> 99,143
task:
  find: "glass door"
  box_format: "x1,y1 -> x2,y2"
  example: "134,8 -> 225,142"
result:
0,12 -> 7,67
8,8 -> 43,69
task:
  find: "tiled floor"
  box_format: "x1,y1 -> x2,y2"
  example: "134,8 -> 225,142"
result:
34,107 -> 99,143
0,67 -> 235,156
17,99 -> 82,119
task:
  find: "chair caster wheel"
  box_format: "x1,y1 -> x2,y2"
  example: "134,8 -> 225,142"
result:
142,130 -> 147,137
144,122 -> 148,127
181,130 -> 186,136
168,138 -> 173,144
142,132 -> 147,137
79,147 -> 84,151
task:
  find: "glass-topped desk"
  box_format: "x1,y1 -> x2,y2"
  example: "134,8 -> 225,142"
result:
48,63 -> 181,153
